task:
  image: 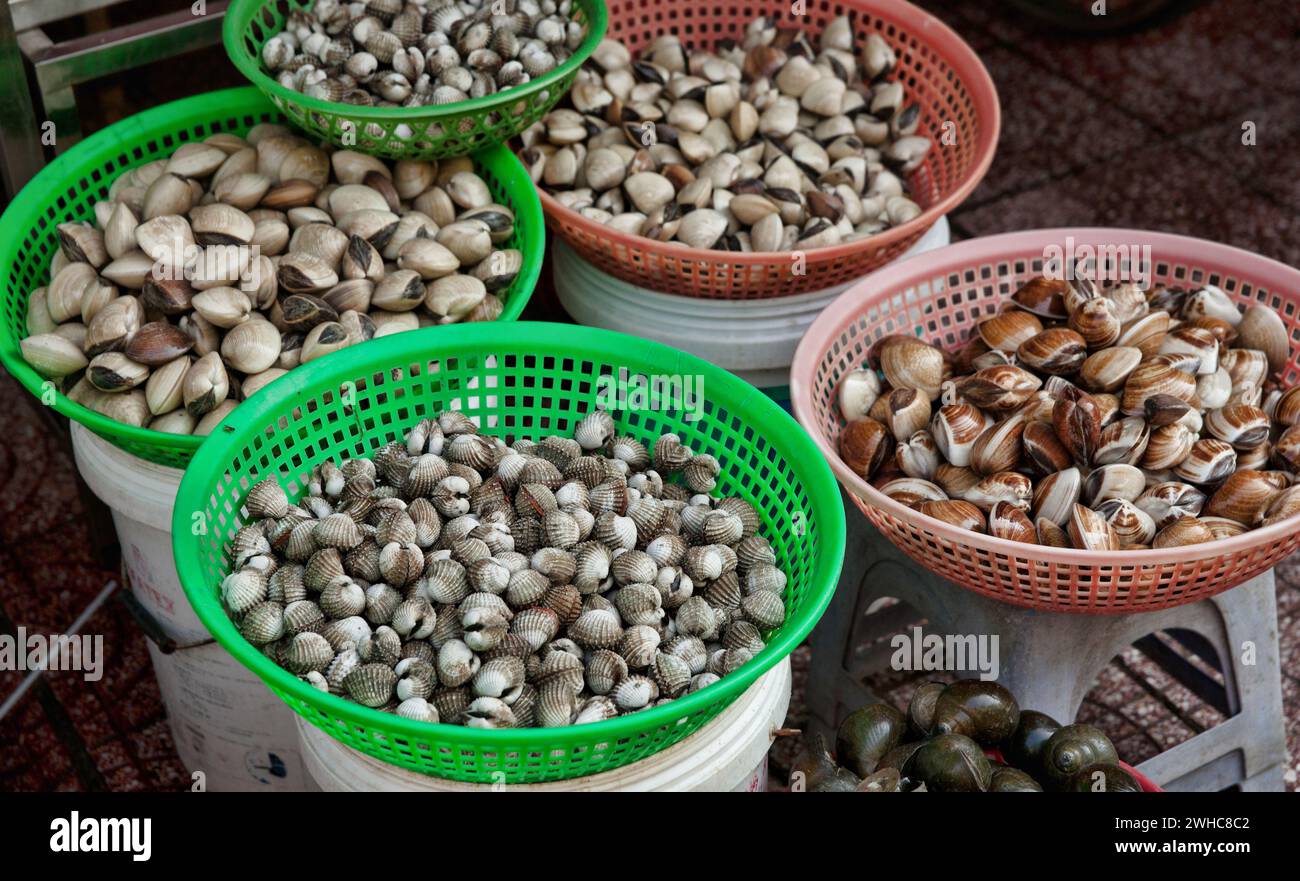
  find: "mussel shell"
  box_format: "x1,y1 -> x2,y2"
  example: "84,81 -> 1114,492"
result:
929,679 -> 1020,745
989,765 -> 1044,792
1000,708 -> 1062,774
835,702 -> 907,778
1066,762 -> 1142,793
906,732 -> 992,792
1040,723 -> 1118,788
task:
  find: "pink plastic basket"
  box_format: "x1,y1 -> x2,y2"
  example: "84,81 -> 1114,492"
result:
537,0 -> 1000,299
791,228 -> 1300,614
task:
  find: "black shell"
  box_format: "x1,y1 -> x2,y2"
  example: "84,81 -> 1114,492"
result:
906,681 -> 945,738
791,733 -> 860,792
930,680 -> 1021,746
990,766 -> 1044,792
835,702 -> 907,777
907,733 -> 993,792
878,740 -> 925,789
1001,709 -> 1062,774
1040,724 -> 1119,788
1067,763 -> 1141,793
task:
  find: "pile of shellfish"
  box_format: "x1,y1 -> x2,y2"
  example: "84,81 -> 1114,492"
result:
20,126 -> 521,435
837,276 -> 1300,549
522,14 -> 928,252
219,410 -> 789,728
797,679 -> 1140,792
260,0 -> 585,109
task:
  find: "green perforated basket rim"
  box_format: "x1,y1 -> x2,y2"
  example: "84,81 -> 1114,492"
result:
0,86 -> 543,470
172,321 -> 846,783
223,0 -> 608,158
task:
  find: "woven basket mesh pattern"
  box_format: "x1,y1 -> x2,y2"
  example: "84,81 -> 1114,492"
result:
539,0 -> 999,298
173,322 -> 845,782
792,228 -> 1300,614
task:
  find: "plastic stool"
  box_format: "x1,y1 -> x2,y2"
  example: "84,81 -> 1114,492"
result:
806,493 -> 1289,792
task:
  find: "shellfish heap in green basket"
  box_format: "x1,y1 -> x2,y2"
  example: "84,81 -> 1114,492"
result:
172,322 -> 845,782
222,409 -> 793,731
224,0 -> 608,159
0,86 -> 542,469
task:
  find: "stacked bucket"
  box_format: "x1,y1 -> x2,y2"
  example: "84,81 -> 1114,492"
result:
0,0 -> 998,791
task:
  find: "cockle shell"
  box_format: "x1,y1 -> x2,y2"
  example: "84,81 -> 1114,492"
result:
283,631 -> 335,674
568,608 -> 623,649
221,569 -> 267,614
473,656 -> 525,699
612,674 -> 659,710
246,477 -> 288,519
437,639 -> 481,688
240,601 -> 285,645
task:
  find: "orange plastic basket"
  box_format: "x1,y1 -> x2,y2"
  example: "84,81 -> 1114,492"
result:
537,0 -> 1000,299
791,228 -> 1300,614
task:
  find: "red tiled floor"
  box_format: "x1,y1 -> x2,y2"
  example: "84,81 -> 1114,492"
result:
956,45 -> 1154,206
953,135 -> 1300,266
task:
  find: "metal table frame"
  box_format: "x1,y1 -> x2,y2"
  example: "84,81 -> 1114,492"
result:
0,0 -> 229,197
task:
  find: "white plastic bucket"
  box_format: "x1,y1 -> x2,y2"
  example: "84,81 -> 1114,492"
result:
69,422 -> 306,792
300,657 -> 792,792
553,217 -> 951,391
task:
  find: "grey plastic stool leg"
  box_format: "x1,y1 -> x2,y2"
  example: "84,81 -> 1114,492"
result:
806,499 -> 1289,791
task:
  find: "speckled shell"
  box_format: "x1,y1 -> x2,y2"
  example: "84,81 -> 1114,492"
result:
246,477 -> 289,519
511,606 -> 560,651
283,631 -> 335,674
536,648 -> 586,694
568,608 -> 623,649
583,649 -> 627,695
675,596 -> 719,639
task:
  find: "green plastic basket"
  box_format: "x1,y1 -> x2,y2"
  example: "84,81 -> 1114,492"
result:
224,0 -> 608,159
0,86 -> 543,470
172,322 -> 846,784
